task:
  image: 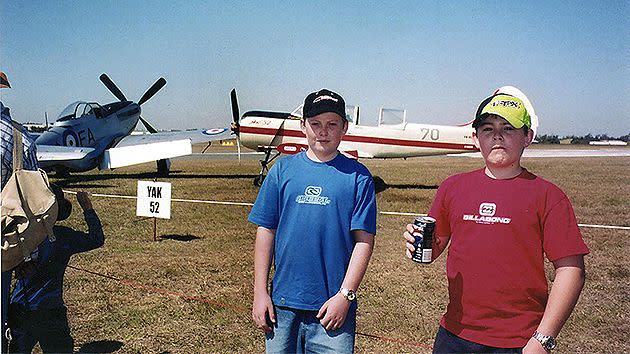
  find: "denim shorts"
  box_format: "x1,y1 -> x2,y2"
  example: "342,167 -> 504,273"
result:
265,305 -> 356,354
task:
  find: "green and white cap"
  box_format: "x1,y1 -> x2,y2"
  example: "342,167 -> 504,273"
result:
473,94 -> 531,129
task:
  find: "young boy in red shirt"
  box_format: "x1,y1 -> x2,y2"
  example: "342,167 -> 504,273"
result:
403,87 -> 589,353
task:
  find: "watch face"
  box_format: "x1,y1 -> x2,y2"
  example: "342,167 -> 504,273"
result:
545,338 -> 557,350
346,290 -> 356,301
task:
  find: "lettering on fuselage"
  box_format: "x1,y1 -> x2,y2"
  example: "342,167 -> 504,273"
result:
249,119 -> 271,126
77,128 -> 95,146
147,186 -> 162,198
65,127 -> 96,147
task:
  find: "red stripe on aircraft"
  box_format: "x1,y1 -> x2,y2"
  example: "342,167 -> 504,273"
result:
240,126 -> 477,151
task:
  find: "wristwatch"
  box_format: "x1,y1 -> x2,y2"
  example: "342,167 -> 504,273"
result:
339,287 -> 356,301
532,331 -> 557,351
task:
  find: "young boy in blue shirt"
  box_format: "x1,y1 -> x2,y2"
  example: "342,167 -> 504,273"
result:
249,89 -> 377,353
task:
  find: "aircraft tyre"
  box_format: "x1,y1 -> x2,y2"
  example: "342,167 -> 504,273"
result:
157,159 -> 171,177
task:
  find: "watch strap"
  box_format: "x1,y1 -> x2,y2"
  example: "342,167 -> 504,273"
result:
339,287 -> 356,301
532,331 -> 557,350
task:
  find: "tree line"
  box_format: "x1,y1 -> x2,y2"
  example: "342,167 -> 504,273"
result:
536,133 -> 630,144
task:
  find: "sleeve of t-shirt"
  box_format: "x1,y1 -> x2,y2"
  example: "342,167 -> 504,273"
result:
542,193 -> 590,261
428,177 -> 452,238
248,164 -> 280,230
351,171 -> 377,235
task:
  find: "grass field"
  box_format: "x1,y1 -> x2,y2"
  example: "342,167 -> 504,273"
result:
38,149 -> 629,353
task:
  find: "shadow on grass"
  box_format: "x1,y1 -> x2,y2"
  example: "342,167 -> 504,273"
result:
373,176 -> 439,194
52,171 -> 260,188
160,234 -> 200,242
78,339 -> 123,353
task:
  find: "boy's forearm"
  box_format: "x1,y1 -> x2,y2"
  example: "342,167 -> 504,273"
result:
253,227 -> 275,295
536,255 -> 586,337
83,209 -> 104,248
341,230 -> 374,291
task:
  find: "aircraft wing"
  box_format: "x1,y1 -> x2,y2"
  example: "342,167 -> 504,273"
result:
101,128 -> 232,169
36,145 -> 96,161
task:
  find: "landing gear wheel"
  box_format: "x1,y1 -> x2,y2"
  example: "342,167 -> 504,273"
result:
157,159 -> 171,177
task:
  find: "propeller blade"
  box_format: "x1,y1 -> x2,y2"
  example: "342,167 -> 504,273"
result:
139,116 -> 158,134
99,73 -> 127,101
236,135 -> 242,162
230,88 -> 240,127
231,88 -> 241,161
138,77 -> 166,106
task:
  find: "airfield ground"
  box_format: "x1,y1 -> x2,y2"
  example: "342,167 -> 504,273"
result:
45,145 -> 629,353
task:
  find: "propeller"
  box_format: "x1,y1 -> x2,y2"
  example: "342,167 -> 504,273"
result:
139,117 -> 158,134
99,73 -> 127,101
230,89 -> 242,161
138,77 -> 167,106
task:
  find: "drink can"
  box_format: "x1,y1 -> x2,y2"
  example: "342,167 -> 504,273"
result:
411,216 -> 436,264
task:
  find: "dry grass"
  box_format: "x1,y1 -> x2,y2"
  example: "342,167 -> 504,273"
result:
39,148 -> 629,353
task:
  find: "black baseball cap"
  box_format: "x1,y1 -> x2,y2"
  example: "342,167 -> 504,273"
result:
303,89 -> 348,120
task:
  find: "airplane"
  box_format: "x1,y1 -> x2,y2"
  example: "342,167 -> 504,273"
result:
229,86 -> 539,185
34,74 -> 231,176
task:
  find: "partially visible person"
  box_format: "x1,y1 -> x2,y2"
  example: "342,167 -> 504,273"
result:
1,73 -> 39,189
1,71 -> 40,352
250,89 -> 377,353
403,89 -> 589,353
8,187 -> 104,353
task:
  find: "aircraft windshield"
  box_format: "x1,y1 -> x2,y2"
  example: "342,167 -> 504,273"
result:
57,101 -> 85,121
56,101 -> 103,121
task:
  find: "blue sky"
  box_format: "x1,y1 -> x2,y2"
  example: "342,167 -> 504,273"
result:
1,1 -> 628,136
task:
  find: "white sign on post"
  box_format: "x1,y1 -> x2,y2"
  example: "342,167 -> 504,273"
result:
136,181 -> 172,219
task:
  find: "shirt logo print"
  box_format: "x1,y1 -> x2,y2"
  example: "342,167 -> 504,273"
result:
463,202 -> 511,224
479,203 -> 496,216
296,185 -> 331,206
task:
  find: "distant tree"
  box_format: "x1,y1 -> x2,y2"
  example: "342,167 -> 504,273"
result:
537,134 -> 560,144
567,133 -> 595,145
595,133 -> 612,141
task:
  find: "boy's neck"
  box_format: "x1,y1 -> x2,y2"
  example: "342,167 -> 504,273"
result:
306,149 -> 338,162
484,165 -> 524,179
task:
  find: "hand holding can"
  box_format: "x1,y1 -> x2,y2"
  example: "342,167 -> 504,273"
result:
411,216 -> 435,264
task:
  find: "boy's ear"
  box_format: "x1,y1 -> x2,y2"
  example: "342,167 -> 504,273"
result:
472,131 -> 481,150
524,129 -> 534,147
300,119 -> 306,133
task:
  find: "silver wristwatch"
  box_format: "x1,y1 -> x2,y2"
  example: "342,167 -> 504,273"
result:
532,331 -> 557,351
339,287 -> 356,301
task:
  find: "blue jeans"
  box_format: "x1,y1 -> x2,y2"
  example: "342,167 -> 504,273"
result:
265,305 -> 356,354
433,326 -> 523,354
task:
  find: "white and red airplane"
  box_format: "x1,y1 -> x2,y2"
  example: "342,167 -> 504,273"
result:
229,86 -> 539,185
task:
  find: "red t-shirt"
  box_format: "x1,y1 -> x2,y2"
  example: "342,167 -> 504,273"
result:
429,168 -> 589,348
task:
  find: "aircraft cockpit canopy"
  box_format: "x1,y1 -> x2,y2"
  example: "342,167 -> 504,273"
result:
57,101 -> 106,121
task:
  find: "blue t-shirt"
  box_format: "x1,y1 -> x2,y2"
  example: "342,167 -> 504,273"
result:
248,152 -> 377,310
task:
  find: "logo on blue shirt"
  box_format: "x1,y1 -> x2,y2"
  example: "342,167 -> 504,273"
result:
296,185 -> 331,206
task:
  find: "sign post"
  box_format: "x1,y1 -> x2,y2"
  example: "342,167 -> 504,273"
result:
136,181 -> 172,241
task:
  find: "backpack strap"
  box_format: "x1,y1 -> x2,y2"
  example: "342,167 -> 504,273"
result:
11,121 -> 24,172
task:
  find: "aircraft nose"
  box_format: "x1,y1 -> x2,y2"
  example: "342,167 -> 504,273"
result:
35,129 -> 63,145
